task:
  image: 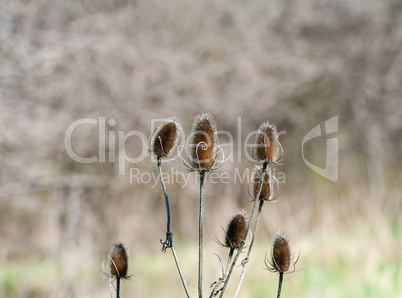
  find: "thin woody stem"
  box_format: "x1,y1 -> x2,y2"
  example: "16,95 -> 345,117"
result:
157,157 -> 190,298
235,166 -> 272,296
198,171 -> 206,298
219,161 -> 268,297
234,199 -> 264,297
116,277 -> 120,298
277,272 -> 284,298
209,248 -> 234,298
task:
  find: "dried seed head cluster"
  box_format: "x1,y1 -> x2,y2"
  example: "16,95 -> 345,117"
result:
150,117 -> 181,159
252,165 -> 271,201
189,112 -> 217,171
254,121 -> 281,163
109,243 -> 129,279
266,232 -> 298,274
224,210 -> 248,249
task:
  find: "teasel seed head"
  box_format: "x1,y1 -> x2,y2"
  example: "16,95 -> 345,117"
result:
150,117 -> 181,159
189,112 -> 217,171
224,210 -> 248,249
266,232 -> 298,274
252,165 -> 271,201
109,242 -> 129,279
254,121 -> 282,163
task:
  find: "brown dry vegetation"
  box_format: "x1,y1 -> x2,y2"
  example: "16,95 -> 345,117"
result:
0,0 -> 401,297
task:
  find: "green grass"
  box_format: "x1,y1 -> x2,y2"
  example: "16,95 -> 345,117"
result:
0,225 -> 401,297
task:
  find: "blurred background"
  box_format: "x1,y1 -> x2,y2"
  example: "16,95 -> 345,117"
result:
0,0 -> 401,297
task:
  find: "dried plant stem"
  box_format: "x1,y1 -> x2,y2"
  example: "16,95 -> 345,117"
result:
219,161 -> 268,298
199,171 -> 206,298
116,277 -> 120,298
209,248 -> 234,298
224,248 -> 234,278
277,272 -> 284,298
157,158 -> 190,298
234,199 -> 264,297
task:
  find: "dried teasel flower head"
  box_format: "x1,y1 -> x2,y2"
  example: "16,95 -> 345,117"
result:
150,117 -> 181,159
224,210 -> 248,249
253,121 -> 282,163
188,112 -> 218,171
251,165 -> 272,201
109,243 -> 130,279
265,232 -> 298,274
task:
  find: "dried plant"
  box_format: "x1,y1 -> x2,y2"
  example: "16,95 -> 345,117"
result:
149,117 -> 181,160
210,210 -> 248,297
224,210 -> 248,250
119,116 -> 298,298
251,165 -> 279,202
179,112 -> 223,172
253,121 -> 283,164
265,232 -> 299,298
150,116 -> 190,297
219,120 -> 284,297
106,243 -> 130,298
182,112 -> 221,298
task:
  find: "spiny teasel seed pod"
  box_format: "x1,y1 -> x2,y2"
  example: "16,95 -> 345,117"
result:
254,121 -> 282,163
271,233 -> 290,273
252,165 -> 272,201
266,232 -> 298,274
224,210 -> 248,249
150,117 -> 181,159
109,243 -> 129,279
189,112 -> 217,171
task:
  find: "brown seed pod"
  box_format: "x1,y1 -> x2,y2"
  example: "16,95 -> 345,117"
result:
252,165 -> 271,201
224,210 -> 248,249
109,243 -> 129,278
254,121 -> 281,163
189,113 -> 217,170
265,232 -> 297,275
272,233 -> 291,273
150,117 -> 181,159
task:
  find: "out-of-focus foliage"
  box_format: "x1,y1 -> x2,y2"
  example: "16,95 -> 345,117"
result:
0,0 -> 401,296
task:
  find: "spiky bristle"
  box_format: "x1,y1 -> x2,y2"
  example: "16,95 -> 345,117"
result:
225,210 -> 248,249
109,243 -> 129,278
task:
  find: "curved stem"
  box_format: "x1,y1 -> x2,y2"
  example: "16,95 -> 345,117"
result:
234,199 -> 264,297
277,272 -> 284,298
224,248 -> 234,278
157,158 -> 171,235
116,277 -> 120,298
157,158 -> 190,298
199,171 -> 206,298
209,248 -> 234,298
219,161 -> 268,298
